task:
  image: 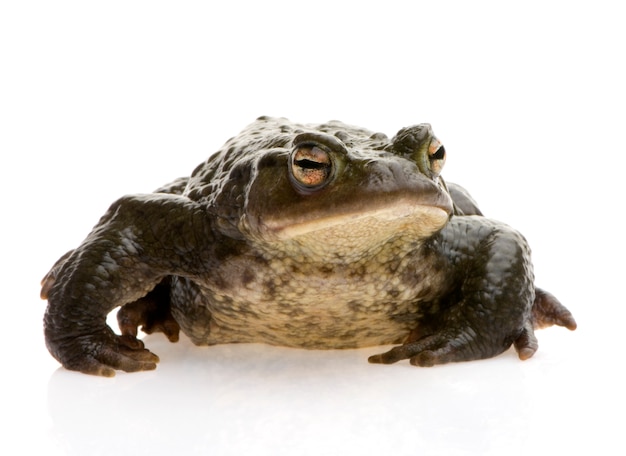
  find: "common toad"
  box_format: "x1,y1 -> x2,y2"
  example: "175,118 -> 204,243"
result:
41,117 -> 576,376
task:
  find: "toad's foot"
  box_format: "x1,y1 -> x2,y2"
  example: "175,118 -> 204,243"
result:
513,321 -> 539,360
532,288 -> 577,331
368,327 -> 509,367
117,280 -> 180,343
512,288 -> 576,361
45,326 -> 159,377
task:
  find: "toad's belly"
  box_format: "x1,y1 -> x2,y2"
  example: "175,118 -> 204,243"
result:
184,305 -> 416,348
169,246 -> 450,348
207,305 -> 416,348
170,277 -> 427,349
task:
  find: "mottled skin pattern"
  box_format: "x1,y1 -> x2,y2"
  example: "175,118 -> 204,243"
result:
41,117 -> 576,376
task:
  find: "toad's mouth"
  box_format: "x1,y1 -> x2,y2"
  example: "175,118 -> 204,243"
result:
266,200 -> 449,241
242,198 -> 450,260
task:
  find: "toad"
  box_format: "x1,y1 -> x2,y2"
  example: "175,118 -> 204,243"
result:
41,117 -> 576,376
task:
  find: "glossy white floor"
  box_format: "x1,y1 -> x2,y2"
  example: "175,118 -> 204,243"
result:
13,321 -> 615,455
3,2 -> 624,455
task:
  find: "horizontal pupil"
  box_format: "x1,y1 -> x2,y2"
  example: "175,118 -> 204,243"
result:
295,159 -> 329,170
430,146 -> 445,160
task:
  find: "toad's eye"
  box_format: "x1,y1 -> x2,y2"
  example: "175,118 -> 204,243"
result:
428,138 -> 446,177
290,144 -> 334,192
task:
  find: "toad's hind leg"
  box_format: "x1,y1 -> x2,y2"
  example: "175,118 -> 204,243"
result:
117,278 -> 181,343
532,288 -> 577,330
513,287 -> 577,360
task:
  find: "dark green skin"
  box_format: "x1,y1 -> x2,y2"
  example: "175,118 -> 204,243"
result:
41,117 -> 576,376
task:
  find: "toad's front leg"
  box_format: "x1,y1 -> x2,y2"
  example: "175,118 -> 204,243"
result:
41,194 -> 210,376
370,218 -> 536,366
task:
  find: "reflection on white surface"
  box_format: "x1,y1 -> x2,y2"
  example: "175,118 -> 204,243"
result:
37,326 -> 609,455
4,312 -> 623,456
47,338 -> 523,454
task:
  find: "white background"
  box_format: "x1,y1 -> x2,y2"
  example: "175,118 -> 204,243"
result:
2,1 -> 624,455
